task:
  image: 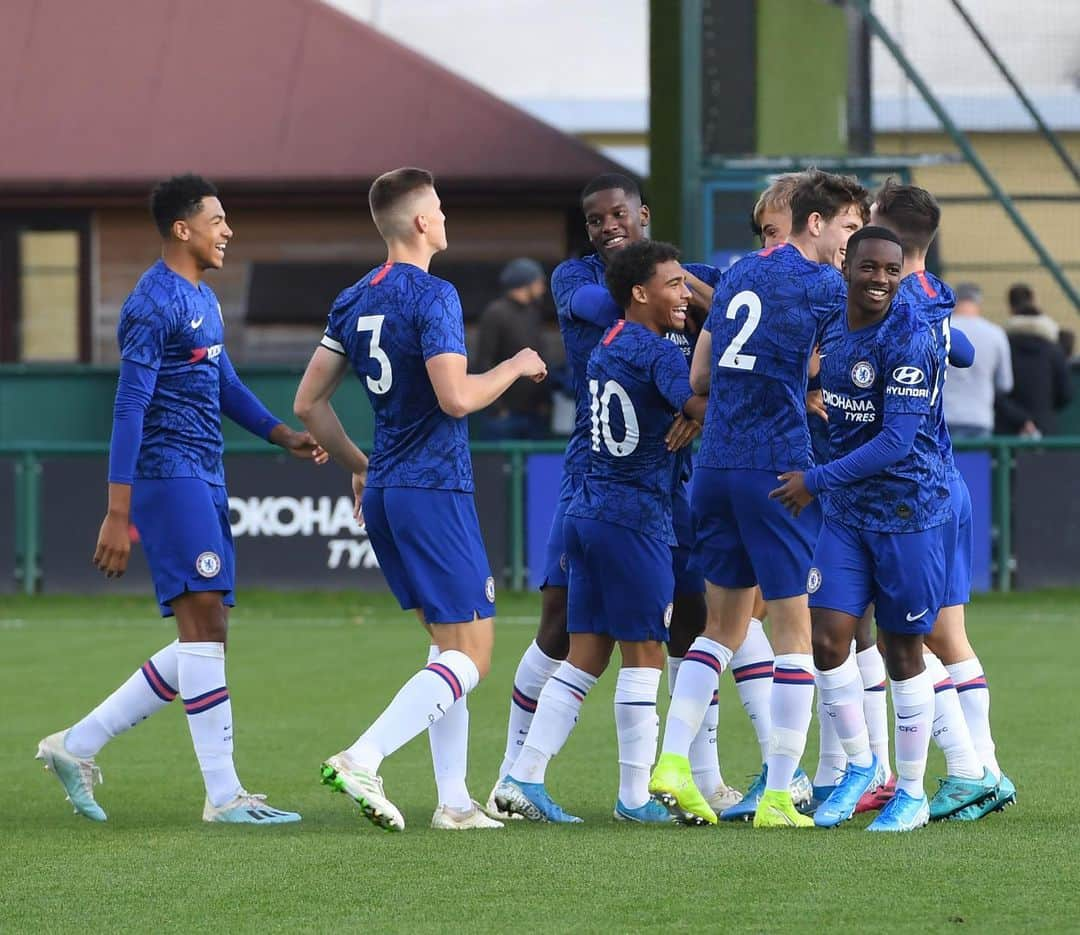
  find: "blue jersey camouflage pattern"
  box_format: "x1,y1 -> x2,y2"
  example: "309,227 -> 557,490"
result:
322,261 -> 472,492
897,270 -> 959,480
817,300 -> 951,532
696,244 -> 845,473
567,320 -> 695,545
117,260 -> 229,485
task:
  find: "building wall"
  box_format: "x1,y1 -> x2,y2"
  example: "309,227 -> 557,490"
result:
92,203 -> 570,364
876,131 -> 1080,326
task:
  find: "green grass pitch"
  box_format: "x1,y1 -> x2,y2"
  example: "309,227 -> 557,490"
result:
2,589 -> 1077,933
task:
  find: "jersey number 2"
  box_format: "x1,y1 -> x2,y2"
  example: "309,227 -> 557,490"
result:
717,290 -> 762,371
589,379 -> 639,457
356,315 -> 393,394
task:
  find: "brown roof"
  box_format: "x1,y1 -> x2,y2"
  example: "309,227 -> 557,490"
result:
0,0 -> 621,190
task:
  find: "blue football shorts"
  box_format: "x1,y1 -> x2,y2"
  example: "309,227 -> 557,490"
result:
564,514 -> 673,643
539,471 -> 582,590
131,477 -> 236,617
942,471 -> 972,607
808,516 -> 947,635
362,486 -> 495,624
691,467 -> 819,600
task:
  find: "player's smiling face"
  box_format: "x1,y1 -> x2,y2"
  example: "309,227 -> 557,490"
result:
178,196 -> 231,271
583,189 -> 649,262
844,238 -> 903,316
632,259 -> 691,334
817,203 -> 863,268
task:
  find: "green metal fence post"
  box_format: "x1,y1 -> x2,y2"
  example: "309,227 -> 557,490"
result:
21,451 -> 41,595
509,448 -> 526,592
994,442 -> 1013,593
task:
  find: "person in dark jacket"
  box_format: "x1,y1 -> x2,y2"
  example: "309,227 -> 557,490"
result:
997,303 -> 1072,436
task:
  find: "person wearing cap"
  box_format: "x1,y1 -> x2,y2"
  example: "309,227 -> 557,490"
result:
473,258 -> 552,439
944,284 -> 1013,440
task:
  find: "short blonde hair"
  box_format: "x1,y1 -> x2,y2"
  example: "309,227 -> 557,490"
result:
752,172 -> 807,227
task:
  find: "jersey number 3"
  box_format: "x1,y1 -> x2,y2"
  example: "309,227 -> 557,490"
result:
356,315 -> 393,394
589,379 -> 639,457
717,290 -> 762,371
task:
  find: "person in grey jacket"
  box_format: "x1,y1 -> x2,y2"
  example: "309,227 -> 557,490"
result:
944,284 -> 1013,439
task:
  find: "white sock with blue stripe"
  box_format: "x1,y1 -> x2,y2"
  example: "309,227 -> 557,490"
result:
66,641 -> 179,758
661,637 -> 733,758
346,649 -> 480,774
498,641 -> 561,779
924,652 -> 982,779
426,645 -> 472,810
178,641 -> 241,809
509,662 -> 597,785
615,667 -> 662,809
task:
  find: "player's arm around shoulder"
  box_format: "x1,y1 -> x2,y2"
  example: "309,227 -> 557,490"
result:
655,338 -> 706,446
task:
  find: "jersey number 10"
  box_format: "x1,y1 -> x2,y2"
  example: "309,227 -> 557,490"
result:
589,379 -> 640,457
356,315 -> 393,394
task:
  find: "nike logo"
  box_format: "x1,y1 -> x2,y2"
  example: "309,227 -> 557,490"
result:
897,712 -> 919,720
517,729 -> 529,736
190,316 -> 204,329
906,609 -> 929,622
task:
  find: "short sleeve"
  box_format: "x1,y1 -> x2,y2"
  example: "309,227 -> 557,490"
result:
419,283 -> 467,360
882,325 -> 935,416
653,339 -> 694,413
117,292 -> 168,370
320,292 -> 349,356
684,262 -> 724,289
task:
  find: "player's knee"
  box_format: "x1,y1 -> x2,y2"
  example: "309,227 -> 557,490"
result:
172,590 -> 228,642
668,593 -> 706,656
536,588 -> 569,659
811,626 -> 848,671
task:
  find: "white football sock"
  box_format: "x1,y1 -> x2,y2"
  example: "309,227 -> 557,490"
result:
689,688 -> 722,796
497,640 -> 561,779
178,642 -> 241,809
891,669 -> 934,798
660,637 -> 732,758
946,656 -> 1001,779
857,645 -> 891,776
346,649 -> 480,773
816,654 -> 873,769
814,692 -> 848,787
765,654 -> 815,792
614,667 -> 661,809
923,653 -> 982,779
426,646 -> 471,810
65,641 -> 179,758
730,618 -> 773,764
510,662 -> 597,784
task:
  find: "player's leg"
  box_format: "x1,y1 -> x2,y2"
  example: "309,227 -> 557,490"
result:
490,478 -> 574,812
496,516 -> 610,823
807,519 -> 887,827
323,489 -> 493,831
668,548 -> 740,812
37,639 -> 179,823
867,525 -> 957,832
740,474 -> 818,828
614,638 -> 671,824
730,598 -> 774,774
851,606 -> 894,812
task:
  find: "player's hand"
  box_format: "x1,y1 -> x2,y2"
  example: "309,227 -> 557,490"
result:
769,471 -> 813,516
351,470 -> 367,525
279,427 -> 328,463
665,414 -> 701,451
93,512 -> 131,578
513,348 -> 548,383
807,388 -> 828,422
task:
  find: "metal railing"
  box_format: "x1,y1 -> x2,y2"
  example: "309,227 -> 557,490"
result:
3,436 -> 1078,596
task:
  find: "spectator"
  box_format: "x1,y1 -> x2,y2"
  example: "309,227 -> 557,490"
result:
944,283 -> 1013,439
472,258 -> 551,439
1007,282 -> 1035,315
997,302 -> 1072,436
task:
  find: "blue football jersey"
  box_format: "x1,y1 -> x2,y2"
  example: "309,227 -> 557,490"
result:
321,261 -> 472,492
897,270 -> 958,479
817,301 -> 951,532
696,244 -> 845,473
566,320 -> 695,545
117,260 -> 228,485
552,254 -> 614,478
553,254 -> 721,478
